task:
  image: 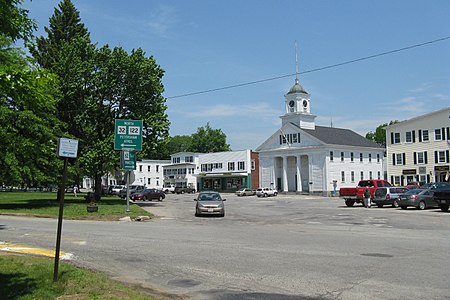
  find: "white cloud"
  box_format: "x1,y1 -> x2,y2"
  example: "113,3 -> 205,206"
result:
183,103 -> 277,118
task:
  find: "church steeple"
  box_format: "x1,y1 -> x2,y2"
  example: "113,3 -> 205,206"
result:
282,43 -> 316,129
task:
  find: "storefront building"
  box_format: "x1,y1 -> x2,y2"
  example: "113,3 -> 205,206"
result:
197,150 -> 259,192
386,107 -> 450,185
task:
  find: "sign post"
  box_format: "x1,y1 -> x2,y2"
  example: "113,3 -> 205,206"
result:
54,138 -> 78,282
115,120 -> 143,212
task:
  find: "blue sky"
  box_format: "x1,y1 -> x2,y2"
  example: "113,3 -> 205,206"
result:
24,0 -> 450,150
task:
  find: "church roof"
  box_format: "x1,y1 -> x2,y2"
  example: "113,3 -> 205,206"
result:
301,125 -> 383,148
287,82 -> 308,95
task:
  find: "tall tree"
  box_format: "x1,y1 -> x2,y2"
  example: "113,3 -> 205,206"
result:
365,120 -> 399,146
190,123 -> 231,153
0,1 -> 63,187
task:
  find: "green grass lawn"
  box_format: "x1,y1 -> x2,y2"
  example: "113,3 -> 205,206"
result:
0,254 -> 153,299
0,192 -> 152,220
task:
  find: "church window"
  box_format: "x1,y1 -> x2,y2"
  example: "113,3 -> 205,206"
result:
341,171 -> 345,182
340,152 -> 344,162
351,171 -> 355,182
330,151 -> 334,161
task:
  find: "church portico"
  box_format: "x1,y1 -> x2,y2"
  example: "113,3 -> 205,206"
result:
268,154 -> 310,193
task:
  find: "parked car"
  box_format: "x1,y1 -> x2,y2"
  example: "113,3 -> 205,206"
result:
109,185 -> 125,195
256,187 -> 278,197
130,188 -> 165,201
372,186 -> 409,208
175,186 -> 196,194
235,188 -> 256,196
405,181 -> 424,189
118,185 -> 145,199
397,189 -> 440,210
339,180 -> 391,207
163,185 -> 176,194
194,191 -> 226,217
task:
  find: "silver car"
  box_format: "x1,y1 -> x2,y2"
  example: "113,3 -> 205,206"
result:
235,188 -> 255,196
194,191 -> 226,217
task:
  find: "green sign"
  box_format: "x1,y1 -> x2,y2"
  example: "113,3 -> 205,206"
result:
121,150 -> 136,170
114,119 -> 143,151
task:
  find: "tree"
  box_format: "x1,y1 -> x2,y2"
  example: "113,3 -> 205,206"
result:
0,0 -> 36,43
0,2 -> 63,187
189,123 -> 231,153
165,135 -> 193,156
76,45 -> 169,198
365,120 -> 399,146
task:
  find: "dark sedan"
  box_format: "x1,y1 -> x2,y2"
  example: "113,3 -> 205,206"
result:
130,188 -> 165,201
397,189 -> 439,210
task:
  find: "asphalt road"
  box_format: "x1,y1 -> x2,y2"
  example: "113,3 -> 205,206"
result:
1,193 -> 450,300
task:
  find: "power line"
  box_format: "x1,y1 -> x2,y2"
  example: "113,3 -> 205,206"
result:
166,36 -> 450,99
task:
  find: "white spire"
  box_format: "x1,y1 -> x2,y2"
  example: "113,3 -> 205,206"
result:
295,41 -> 299,84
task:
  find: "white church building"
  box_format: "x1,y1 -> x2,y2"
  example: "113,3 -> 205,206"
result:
256,74 -> 385,196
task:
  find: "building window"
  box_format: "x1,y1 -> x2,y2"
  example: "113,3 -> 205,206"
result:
422,130 -> 429,142
395,153 -> 404,165
435,129 -> 442,141
350,152 -> 354,162
416,152 -> 425,164
228,162 -> 235,171
351,171 -> 355,182
148,166 -> 151,172
360,153 -> 363,162
405,131 -> 412,143
369,153 -> 372,162
394,132 -> 400,144
185,156 -> 193,163
251,159 -> 255,170
172,157 -> 180,163
377,171 -> 381,180
341,152 -> 344,162
341,171 -> 345,182
139,165 -> 143,172
377,154 -> 380,163
147,178 -> 151,185
393,176 -> 401,186
360,171 -> 364,180
436,151 -> 447,163
238,161 -> 245,170
156,165 -> 159,172
369,171 -> 373,179
330,151 -> 334,161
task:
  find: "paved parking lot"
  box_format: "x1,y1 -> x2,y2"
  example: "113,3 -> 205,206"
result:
2,192 -> 449,299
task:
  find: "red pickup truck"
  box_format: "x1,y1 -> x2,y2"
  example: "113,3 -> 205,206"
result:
340,180 -> 392,207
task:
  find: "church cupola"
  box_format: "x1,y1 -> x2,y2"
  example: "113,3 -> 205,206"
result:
281,44 -> 316,129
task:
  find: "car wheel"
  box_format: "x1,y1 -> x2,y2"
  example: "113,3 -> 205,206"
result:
400,206 -> 407,210
345,200 -> 355,207
418,201 -> 426,210
377,203 -> 383,208
158,196 -> 163,201
264,193 -> 268,197
181,190 -> 185,194
393,200 -> 399,208
440,204 -> 449,212
274,192 -> 278,196
144,196 -> 148,201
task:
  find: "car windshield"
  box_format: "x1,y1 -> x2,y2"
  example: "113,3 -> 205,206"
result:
404,189 -> 422,195
198,193 -> 222,201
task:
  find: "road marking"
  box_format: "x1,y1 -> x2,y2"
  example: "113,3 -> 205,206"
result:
0,242 -> 73,260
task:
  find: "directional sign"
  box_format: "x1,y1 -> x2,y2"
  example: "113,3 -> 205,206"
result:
114,119 -> 143,151
121,150 -> 136,170
57,138 -> 78,158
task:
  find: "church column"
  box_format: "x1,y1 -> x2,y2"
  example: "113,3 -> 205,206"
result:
296,155 -> 302,192
282,156 -> 288,192
271,157 -> 276,189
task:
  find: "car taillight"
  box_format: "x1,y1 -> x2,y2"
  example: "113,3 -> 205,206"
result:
386,194 -> 391,200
